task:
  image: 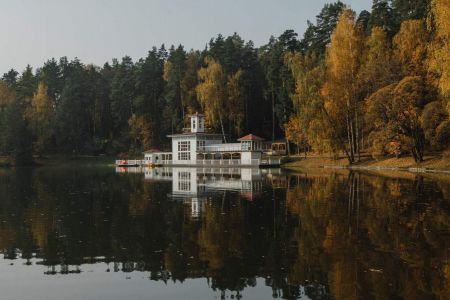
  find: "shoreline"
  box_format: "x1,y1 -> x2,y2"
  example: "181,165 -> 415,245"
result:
2,154 -> 450,175
281,154 -> 450,174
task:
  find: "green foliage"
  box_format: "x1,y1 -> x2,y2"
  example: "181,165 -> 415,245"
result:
369,0 -> 396,35
391,0 -> 430,24
300,1 -> 346,55
0,88 -> 33,165
259,30 -> 300,140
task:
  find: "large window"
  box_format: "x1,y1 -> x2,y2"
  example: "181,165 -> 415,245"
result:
178,141 -> 190,152
178,172 -> 191,180
241,141 -> 252,151
177,141 -> 191,161
178,152 -> 191,160
178,172 -> 191,191
178,181 -> 191,191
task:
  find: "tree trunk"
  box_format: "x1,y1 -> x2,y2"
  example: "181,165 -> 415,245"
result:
355,108 -> 360,162
286,139 -> 291,156
218,111 -> 227,143
346,114 -> 354,164
271,88 -> 275,142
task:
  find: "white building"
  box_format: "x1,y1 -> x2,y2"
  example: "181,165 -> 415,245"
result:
143,113 -> 280,167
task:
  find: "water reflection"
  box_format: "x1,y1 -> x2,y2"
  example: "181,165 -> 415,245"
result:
0,167 -> 449,299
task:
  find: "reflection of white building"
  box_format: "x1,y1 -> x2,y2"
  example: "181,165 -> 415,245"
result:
143,113 -> 280,167
144,167 -> 274,217
117,166 -> 284,219
143,167 -> 265,198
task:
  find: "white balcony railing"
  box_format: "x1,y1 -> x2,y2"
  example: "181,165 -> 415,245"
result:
202,143 -> 242,152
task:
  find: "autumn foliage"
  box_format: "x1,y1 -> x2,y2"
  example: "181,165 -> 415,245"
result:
286,1 -> 450,163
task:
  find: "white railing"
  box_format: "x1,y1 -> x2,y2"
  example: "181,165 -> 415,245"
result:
198,159 -> 241,166
203,143 -> 242,152
115,157 -> 281,167
260,157 -> 281,165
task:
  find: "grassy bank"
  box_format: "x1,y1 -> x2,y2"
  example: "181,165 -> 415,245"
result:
282,153 -> 450,173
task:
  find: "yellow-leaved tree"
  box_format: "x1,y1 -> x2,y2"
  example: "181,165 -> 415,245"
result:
196,57 -> 227,141
322,9 -> 364,163
284,115 -> 309,157
25,82 -> 54,155
358,26 -> 395,96
428,0 -> 450,112
393,20 -> 429,77
284,52 -> 331,154
366,76 -> 426,162
128,114 -> 152,152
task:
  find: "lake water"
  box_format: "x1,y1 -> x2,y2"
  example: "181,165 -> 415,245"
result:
0,166 -> 449,300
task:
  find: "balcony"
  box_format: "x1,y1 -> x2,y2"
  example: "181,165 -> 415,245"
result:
201,143 -> 243,152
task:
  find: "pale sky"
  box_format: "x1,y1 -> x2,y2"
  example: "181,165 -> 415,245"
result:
0,0 -> 372,74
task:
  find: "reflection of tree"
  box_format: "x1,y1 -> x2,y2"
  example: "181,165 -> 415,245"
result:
0,168 -> 448,299
286,171 -> 450,300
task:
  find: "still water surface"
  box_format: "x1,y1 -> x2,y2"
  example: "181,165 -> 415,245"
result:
0,166 -> 449,300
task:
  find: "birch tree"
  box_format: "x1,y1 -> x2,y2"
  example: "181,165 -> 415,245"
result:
322,9 -> 364,163
196,57 -> 227,141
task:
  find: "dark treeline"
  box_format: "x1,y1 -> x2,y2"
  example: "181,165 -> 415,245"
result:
0,0 -> 448,164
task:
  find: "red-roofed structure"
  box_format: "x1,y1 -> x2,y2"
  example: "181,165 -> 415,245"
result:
237,134 -> 265,141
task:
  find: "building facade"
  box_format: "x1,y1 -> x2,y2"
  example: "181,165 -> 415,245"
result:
142,113 -> 280,167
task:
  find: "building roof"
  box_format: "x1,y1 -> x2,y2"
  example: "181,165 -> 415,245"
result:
237,134 -> 265,141
143,149 -> 162,154
189,112 -> 205,117
167,132 -> 225,138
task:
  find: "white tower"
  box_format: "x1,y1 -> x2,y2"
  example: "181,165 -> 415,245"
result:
190,113 -> 205,133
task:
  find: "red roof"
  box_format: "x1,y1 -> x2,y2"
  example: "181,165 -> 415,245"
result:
237,134 -> 265,141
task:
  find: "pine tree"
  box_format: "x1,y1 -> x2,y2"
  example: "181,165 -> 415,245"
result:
368,0 -> 396,36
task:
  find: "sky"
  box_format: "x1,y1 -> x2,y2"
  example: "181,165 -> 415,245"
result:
0,0 -> 372,74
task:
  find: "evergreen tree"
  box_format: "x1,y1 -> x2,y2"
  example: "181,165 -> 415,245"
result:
38,58 -> 63,109
0,81 -> 32,165
163,45 -> 186,133
259,30 -> 299,140
134,46 -> 166,146
391,0 -> 429,24
110,56 -> 135,148
368,0 -> 396,36
2,69 -> 19,89
16,65 -> 37,104
300,1 -> 346,54
55,59 -> 92,154
181,51 -> 201,115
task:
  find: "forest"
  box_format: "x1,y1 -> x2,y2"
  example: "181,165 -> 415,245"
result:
0,0 -> 448,165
